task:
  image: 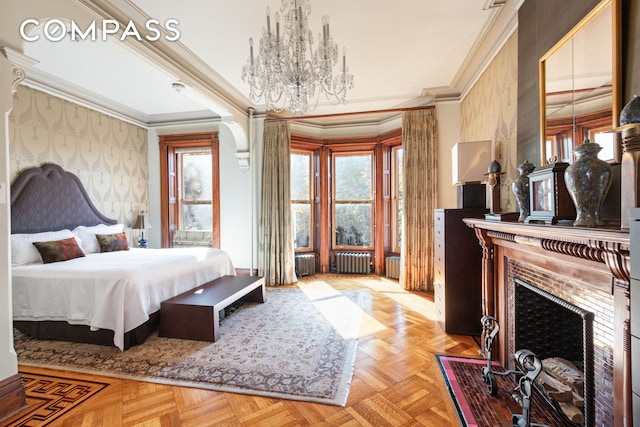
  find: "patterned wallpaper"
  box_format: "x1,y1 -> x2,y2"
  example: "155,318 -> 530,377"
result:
8,86 -> 148,227
461,32 -> 518,212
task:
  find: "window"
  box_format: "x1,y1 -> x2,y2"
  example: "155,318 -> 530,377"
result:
291,150 -> 313,250
290,129 -> 400,274
391,146 -> 403,252
177,148 -> 212,231
159,132 -> 220,248
333,152 -> 374,249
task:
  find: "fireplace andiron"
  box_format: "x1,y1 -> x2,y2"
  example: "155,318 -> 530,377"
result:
511,349 -> 548,427
479,316 -> 549,427
479,315 -> 518,395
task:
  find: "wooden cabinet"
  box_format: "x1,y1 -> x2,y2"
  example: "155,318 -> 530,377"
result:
630,208 -> 640,424
433,208 -> 487,336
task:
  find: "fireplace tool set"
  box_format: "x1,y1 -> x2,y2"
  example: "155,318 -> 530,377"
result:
479,315 -> 549,427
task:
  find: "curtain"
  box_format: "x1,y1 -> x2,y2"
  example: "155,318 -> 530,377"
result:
259,120 -> 297,285
401,108 -> 438,291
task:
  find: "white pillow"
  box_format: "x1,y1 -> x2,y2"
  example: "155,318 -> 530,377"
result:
73,224 -> 124,253
11,229 -> 79,266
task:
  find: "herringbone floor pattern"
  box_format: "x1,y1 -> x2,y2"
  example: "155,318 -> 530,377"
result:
14,274 -> 480,426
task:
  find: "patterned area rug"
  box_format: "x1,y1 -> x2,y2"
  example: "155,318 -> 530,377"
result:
437,355 -> 574,427
14,288 -> 364,406
2,371 -> 110,427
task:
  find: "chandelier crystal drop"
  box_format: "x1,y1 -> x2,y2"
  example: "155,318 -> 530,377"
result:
241,0 -> 354,116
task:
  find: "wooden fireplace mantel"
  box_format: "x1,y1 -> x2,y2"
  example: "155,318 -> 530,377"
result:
463,219 -> 631,427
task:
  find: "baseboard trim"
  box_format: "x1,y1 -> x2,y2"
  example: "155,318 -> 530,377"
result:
0,373 -> 27,422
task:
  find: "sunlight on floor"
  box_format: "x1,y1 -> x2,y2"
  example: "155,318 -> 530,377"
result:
298,278 -> 387,338
311,295 -> 363,340
297,275 -> 440,338
382,291 -> 438,320
355,277 -> 439,322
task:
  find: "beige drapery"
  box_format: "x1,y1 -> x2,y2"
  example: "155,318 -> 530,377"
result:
259,120 -> 297,285
401,108 -> 438,291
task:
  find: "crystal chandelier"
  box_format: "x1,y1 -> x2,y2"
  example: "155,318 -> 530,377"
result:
241,0 -> 354,116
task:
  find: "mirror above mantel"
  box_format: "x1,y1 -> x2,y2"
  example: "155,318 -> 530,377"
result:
539,0 -> 621,166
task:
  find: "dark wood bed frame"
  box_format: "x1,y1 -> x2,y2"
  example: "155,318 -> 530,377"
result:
11,163 -> 157,349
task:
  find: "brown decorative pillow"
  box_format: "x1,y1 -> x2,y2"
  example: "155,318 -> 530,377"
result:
96,232 -> 130,253
32,237 -> 86,264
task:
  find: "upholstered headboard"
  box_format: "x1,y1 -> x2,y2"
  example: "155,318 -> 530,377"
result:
10,163 -> 117,234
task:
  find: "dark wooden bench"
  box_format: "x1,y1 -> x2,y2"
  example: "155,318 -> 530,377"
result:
159,275 -> 265,342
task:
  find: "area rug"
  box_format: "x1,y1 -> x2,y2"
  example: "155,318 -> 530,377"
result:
2,371 -> 110,427
437,355 -> 574,427
14,288 -> 365,407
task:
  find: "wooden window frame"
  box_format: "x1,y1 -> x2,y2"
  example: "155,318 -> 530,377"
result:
291,149 -> 314,252
159,132 -> 220,248
391,145 -> 403,253
291,129 -> 401,275
331,150 -> 375,251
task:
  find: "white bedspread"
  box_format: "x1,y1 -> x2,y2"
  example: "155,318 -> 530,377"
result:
12,247 -> 235,350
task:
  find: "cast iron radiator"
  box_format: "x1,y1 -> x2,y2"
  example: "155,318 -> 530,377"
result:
294,253 -> 316,276
335,252 -> 371,274
385,255 -> 401,279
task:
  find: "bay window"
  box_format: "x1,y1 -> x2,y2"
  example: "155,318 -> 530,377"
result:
290,129 -> 401,274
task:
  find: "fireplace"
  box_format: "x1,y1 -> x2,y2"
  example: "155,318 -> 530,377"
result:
507,261 -> 614,427
463,219 -> 631,426
513,277 -> 595,425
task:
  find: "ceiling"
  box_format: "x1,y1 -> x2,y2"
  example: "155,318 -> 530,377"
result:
19,0 -> 521,128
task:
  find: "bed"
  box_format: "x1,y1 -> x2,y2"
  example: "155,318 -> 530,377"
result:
10,163 -> 235,350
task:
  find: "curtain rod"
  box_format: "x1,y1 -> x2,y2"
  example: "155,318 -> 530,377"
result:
264,104 -> 435,122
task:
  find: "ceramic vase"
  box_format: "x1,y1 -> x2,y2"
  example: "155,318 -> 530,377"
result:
620,94 -> 640,126
564,141 -> 612,227
512,160 -> 536,222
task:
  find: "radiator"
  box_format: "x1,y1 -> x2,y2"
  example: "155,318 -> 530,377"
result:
386,255 -> 401,279
335,252 -> 371,274
295,254 -> 316,276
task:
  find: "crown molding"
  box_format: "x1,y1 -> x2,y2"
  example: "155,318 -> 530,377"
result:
75,0 -> 244,120
450,0 -> 520,101
23,69 -> 220,128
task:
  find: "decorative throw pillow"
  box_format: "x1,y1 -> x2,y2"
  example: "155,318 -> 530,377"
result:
72,224 -> 125,253
32,237 -> 86,264
96,232 -> 129,253
11,229 -> 78,266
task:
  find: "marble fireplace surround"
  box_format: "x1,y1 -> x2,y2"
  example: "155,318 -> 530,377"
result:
464,219 -> 630,427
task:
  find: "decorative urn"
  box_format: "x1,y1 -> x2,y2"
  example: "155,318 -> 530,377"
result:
512,160 -> 536,222
564,140 -> 612,227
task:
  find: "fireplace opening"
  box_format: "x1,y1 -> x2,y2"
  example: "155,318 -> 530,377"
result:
514,277 -> 595,426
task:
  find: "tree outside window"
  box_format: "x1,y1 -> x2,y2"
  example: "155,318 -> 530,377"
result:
392,146 -> 403,252
179,149 -> 212,231
291,151 -> 312,250
333,153 -> 374,249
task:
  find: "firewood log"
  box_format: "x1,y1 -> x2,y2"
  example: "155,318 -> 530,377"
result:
543,357 -> 584,395
559,401 -> 585,424
572,391 -> 584,408
536,370 -> 573,402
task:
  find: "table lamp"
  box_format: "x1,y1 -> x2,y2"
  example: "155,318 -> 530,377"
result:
132,210 -> 150,248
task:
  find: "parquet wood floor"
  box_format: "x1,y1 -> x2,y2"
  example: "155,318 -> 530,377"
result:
14,274 -> 480,426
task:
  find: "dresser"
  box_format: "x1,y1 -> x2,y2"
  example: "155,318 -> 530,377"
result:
433,208 -> 487,336
630,208 -> 640,424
